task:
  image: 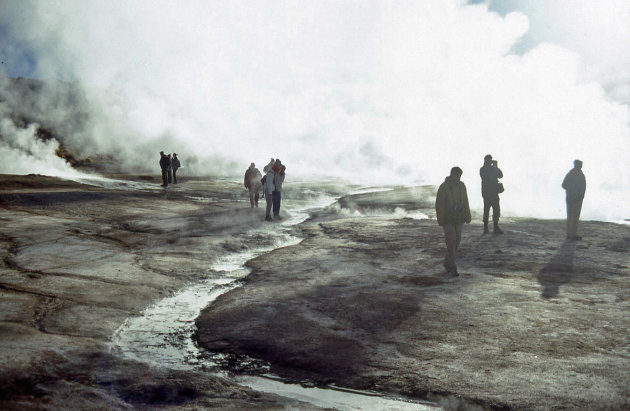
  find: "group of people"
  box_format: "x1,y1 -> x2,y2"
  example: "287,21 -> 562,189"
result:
436,155 -> 586,276
244,158 -> 286,221
158,151 -> 587,274
159,151 -> 181,187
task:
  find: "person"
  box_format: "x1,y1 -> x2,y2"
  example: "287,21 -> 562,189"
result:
263,158 -> 275,173
272,159 -> 286,219
263,162 -> 276,221
167,153 -> 173,184
435,166 -> 471,276
562,159 -> 586,240
479,154 -> 504,234
172,153 -> 181,184
159,151 -> 169,187
261,158 -> 275,199
244,162 -> 262,208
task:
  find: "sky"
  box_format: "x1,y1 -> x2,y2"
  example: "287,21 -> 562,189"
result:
482,0 -> 630,104
0,0 -> 628,220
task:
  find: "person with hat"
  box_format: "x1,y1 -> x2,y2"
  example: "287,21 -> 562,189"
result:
562,159 -> 586,240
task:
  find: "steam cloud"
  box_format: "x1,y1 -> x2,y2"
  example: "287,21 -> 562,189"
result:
0,0 -> 628,220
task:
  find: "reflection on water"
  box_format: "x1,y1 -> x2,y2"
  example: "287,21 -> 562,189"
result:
109,189 -> 439,410
73,176 -> 161,191
237,375 -> 436,411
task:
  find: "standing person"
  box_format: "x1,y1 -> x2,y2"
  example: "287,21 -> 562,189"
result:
562,159 -> 586,240
159,151 -> 169,187
172,153 -> 181,184
261,158 -> 274,200
263,158 -> 275,174
244,162 -> 262,208
435,167 -> 471,276
272,159 -> 286,219
263,162 -> 275,221
479,154 -> 504,234
167,154 -> 173,184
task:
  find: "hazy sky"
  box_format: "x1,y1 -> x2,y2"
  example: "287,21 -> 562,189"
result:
0,0 -> 628,220
483,0 -> 630,104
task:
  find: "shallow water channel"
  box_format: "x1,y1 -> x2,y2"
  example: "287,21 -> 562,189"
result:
108,189 -> 438,410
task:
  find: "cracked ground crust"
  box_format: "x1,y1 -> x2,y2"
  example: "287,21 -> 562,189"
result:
197,202 -> 630,409
0,174 -> 320,410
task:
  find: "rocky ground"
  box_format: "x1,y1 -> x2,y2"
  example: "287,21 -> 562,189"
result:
0,174 -> 321,409
197,187 -> 630,410
2,174 -> 629,410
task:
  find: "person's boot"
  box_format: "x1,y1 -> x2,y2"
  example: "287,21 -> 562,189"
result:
483,222 -> 489,234
493,222 -> 503,234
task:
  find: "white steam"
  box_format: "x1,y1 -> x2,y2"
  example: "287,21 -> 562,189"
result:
0,0 -> 628,220
0,104 -> 81,178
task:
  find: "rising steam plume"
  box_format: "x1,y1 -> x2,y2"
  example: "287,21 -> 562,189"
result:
0,0 -> 628,220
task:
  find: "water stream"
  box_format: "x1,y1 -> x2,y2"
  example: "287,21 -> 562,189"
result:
108,189 -> 438,410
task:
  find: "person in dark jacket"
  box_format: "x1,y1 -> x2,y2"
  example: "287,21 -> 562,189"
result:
159,151 -> 169,187
172,153 -> 181,184
562,159 -> 586,240
435,167 -> 471,276
167,154 -> 173,184
479,154 -> 504,234
263,163 -> 275,221
272,159 -> 285,219
244,162 -> 262,208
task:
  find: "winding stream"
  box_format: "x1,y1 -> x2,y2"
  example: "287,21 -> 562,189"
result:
108,189 -> 438,410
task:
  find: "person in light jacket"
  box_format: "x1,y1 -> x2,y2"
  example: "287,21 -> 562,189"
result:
435,166 -> 471,276
562,159 -> 586,240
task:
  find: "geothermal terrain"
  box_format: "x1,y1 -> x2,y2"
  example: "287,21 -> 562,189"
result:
1,76 -> 629,409
0,172 -> 629,410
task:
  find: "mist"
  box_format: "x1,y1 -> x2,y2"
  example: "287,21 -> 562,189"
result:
0,0 -> 628,220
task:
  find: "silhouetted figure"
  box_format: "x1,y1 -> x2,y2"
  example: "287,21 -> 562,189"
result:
562,159 -> 586,240
244,162 -> 262,208
263,162 -> 275,221
172,153 -> 181,184
272,159 -> 286,219
159,151 -> 169,187
480,154 -> 504,234
435,167 -> 471,276
167,153 -> 173,184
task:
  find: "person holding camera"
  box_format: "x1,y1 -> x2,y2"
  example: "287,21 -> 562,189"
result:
435,166 -> 472,276
480,154 -> 504,234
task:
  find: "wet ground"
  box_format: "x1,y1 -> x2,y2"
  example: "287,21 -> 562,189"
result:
1,174 -> 629,409
197,188 -> 630,409
0,173 -> 337,409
